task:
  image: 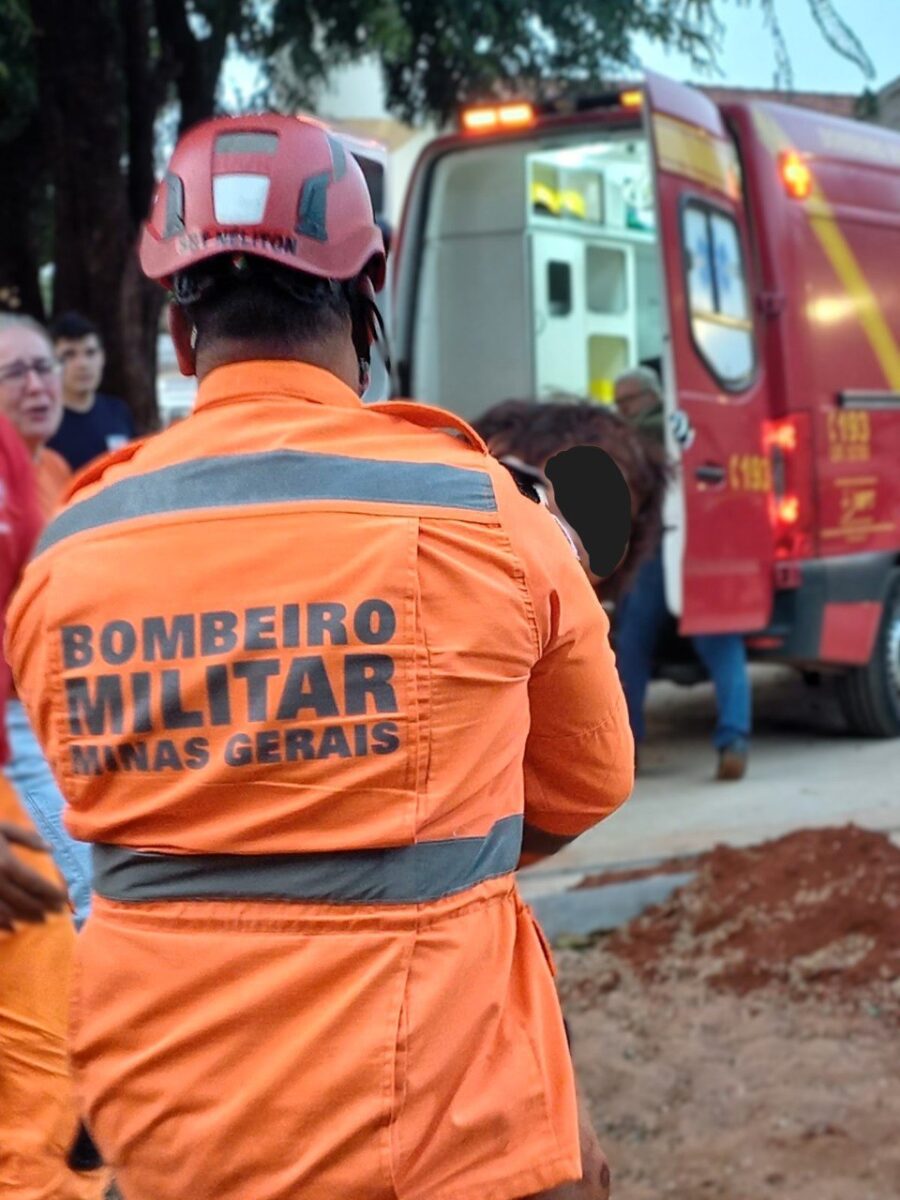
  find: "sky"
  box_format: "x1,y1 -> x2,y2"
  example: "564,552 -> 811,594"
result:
634,1 -> 899,94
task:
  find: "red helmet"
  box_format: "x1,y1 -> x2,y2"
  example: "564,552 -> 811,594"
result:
139,113 -> 385,291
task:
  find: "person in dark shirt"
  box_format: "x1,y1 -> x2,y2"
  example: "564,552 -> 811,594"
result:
47,312 -> 136,471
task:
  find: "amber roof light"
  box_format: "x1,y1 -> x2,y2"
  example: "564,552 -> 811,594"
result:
461,102 -> 536,134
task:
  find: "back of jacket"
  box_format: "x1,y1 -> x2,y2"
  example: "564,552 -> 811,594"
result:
10,361 -> 631,866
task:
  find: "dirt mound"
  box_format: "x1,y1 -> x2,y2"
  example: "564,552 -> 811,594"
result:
602,825 -> 900,1002
575,854 -> 698,888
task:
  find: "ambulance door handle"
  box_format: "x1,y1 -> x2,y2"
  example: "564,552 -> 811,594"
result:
694,463 -> 726,487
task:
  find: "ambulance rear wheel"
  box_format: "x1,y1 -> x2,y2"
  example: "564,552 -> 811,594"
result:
837,572 -> 900,738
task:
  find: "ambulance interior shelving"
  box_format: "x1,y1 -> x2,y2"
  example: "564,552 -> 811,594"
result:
410,125 -> 667,417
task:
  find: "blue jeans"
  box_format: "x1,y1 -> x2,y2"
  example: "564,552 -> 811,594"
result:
3,699 -> 93,929
614,551 -> 751,751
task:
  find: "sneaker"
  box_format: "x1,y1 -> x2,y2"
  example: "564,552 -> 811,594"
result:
716,742 -> 748,781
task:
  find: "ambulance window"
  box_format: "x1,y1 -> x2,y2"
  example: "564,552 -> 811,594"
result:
710,214 -> 750,321
682,201 -> 754,389
684,208 -> 715,312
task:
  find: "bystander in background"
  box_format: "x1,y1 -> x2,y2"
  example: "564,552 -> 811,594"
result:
0,316 -> 105,1199
0,314 -> 92,923
473,395 -> 667,605
613,366 -> 752,780
48,312 -> 135,471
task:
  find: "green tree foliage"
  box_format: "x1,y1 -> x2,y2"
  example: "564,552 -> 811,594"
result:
0,0 -> 875,427
0,0 -> 256,427
0,0 -> 38,139
0,0 -> 45,315
268,0 -> 722,121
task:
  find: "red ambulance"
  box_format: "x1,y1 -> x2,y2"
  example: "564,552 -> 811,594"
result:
389,72 -> 900,736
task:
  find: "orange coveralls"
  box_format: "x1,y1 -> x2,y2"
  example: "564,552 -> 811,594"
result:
0,417 -> 103,1200
8,361 -> 633,1200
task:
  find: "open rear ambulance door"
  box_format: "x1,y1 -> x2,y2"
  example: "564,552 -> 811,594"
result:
644,71 -> 773,634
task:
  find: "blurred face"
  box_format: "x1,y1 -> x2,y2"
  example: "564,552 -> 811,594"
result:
488,444 -> 601,589
55,333 -> 105,397
0,326 -> 64,452
614,377 -> 659,423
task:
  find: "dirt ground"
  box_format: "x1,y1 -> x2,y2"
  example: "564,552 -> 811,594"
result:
557,825 -> 900,1200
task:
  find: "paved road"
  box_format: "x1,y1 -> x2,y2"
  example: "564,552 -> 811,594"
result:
520,665 -> 900,901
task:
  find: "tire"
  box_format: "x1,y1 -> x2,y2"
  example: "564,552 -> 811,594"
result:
836,570 -> 900,737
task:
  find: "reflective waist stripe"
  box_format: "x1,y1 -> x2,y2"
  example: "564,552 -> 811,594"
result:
38,450 -> 498,556
91,814 -> 523,906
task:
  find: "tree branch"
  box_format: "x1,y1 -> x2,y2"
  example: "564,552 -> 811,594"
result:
153,0 -> 210,130
119,0 -> 160,228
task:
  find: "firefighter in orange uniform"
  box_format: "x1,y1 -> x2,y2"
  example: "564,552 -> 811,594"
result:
7,114 -> 633,1200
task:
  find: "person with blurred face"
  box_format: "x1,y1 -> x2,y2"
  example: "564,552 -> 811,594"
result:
0,315 -> 105,1199
473,396 -> 668,607
48,312 -> 135,472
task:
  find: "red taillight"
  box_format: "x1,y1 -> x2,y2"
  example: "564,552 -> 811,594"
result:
763,415 -> 814,560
